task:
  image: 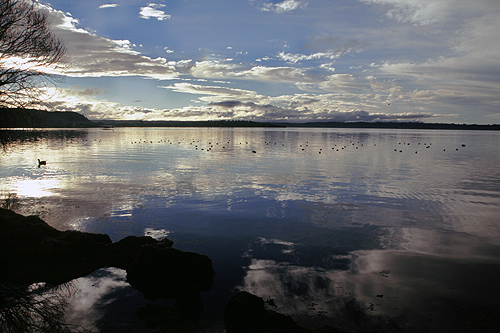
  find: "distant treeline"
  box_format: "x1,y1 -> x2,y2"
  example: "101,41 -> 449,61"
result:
1,108 -> 499,130
275,121 -> 500,130
97,119 -> 500,130
0,108 -> 93,128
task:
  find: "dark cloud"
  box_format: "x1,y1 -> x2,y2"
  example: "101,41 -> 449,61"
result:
77,88 -> 103,96
208,101 -> 243,108
208,100 -> 436,122
290,98 -> 320,107
310,110 -> 436,123
55,103 -> 98,117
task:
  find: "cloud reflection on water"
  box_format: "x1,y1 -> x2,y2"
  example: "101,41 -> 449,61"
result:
239,232 -> 500,331
2,128 -> 500,330
2,128 -> 499,237
62,233 -> 203,330
65,267 -> 133,331
144,227 -> 171,240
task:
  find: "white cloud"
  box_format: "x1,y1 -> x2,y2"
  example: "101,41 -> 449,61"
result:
139,3 -> 171,21
274,36 -> 366,69
98,4 -> 119,9
358,0 -> 500,118
320,63 -> 336,72
359,0 -> 448,25
43,81 -> 438,122
278,51 -> 341,63
188,61 -> 319,84
156,82 -> 436,122
244,66 -> 322,84
319,74 -> 370,93
256,0 -> 307,13
375,10 -> 500,108
189,60 -> 244,79
46,8 -> 179,80
160,83 -> 263,102
360,0 -> 496,25
46,8 -> 323,87
32,0 -> 499,123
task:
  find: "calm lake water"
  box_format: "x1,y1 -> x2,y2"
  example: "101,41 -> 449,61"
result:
2,127 -> 500,332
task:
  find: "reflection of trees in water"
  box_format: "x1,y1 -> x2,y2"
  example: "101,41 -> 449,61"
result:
0,193 -> 19,211
0,130 -> 88,155
0,282 -> 88,332
0,194 -> 50,224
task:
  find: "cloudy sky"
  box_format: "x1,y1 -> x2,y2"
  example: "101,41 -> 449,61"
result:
36,0 -> 500,123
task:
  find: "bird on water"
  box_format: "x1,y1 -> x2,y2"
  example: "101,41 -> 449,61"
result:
38,159 -> 46,167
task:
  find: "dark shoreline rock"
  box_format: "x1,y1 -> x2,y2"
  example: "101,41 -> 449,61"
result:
109,235 -> 167,269
0,209 -> 333,332
0,208 -> 113,285
0,208 -> 219,331
0,208 -> 215,298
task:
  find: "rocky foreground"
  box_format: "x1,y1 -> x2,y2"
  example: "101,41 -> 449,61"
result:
0,208 -> 336,332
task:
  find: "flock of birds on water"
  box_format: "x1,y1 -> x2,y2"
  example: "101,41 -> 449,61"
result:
125,137 -> 467,155
36,134 -> 467,167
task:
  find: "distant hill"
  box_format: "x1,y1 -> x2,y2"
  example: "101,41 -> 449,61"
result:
0,108 -> 94,128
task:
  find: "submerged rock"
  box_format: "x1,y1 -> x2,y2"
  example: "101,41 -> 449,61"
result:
175,285 -> 205,322
126,242 -> 215,300
224,291 -> 307,333
136,303 -> 199,333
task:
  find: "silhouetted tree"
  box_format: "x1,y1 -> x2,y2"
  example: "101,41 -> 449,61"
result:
0,0 -> 65,108
0,282 -> 83,332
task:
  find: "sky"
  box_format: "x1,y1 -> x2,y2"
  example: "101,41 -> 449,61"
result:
33,0 -> 500,124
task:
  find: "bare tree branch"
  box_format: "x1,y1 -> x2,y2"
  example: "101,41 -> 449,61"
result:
0,282 -> 91,332
0,0 -> 66,109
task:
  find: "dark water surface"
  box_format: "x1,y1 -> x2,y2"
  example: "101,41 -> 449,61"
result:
2,127 -> 500,331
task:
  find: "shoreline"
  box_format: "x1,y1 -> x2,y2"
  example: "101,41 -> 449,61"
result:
2,121 -> 500,131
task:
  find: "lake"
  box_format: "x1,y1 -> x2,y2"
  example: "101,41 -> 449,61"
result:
1,127 -> 500,332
